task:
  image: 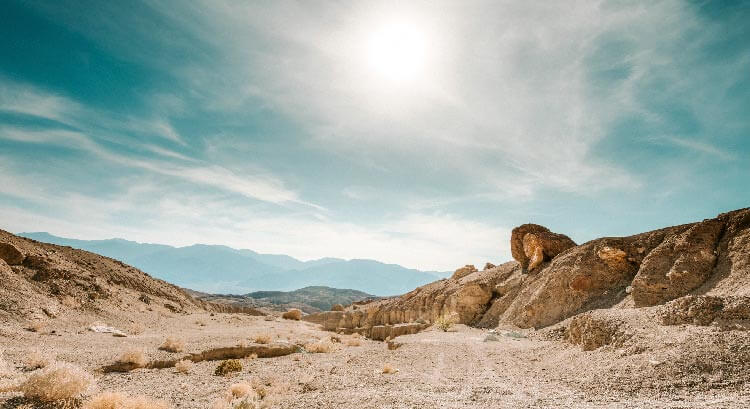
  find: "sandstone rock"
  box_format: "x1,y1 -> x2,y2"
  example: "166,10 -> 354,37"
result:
511,224 -> 576,271
0,242 -> 25,265
331,304 -> 345,311
631,219 -> 723,306
484,262 -> 496,270
452,265 -> 478,280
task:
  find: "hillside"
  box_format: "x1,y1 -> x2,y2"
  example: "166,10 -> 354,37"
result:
245,286 -> 375,312
19,233 -> 448,295
0,229 -> 259,324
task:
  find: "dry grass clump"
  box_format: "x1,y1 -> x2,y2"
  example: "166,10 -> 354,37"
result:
304,341 -> 333,353
229,383 -> 254,398
215,360 -> 243,376
19,362 -> 93,402
174,360 -> 193,374
83,391 -> 171,409
0,350 -> 15,378
27,320 -> 46,333
281,309 -> 302,320
129,323 -> 145,336
23,351 -> 51,371
435,314 -> 456,332
159,337 -> 185,353
253,334 -> 271,344
345,337 -> 361,347
382,364 -> 399,374
117,349 -> 147,368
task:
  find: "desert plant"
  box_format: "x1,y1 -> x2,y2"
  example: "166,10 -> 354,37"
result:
435,314 -> 456,332
229,383 -> 253,398
174,360 -> 193,374
27,320 -> 46,333
19,362 -> 93,402
83,391 -> 171,409
281,309 -> 302,320
117,349 -> 147,368
304,341 -> 332,353
345,337 -> 361,347
215,360 -> 243,376
129,323 -> 146,335
382,364 -> 398,374
159,337 -> 185,353
23,351 -> 51,371
253,334 -> 271,344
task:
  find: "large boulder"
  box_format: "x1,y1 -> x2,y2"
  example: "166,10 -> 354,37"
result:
511,224 -> 576,271
451,264 -> 478,280
0,242 -> 25,265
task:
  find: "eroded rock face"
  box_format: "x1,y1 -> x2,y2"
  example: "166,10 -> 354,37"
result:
511,224 -> 576,271
305,208 -> 750,339
631,219 -> 724,306
451,265 -> 478,280
0,242 -> 25,265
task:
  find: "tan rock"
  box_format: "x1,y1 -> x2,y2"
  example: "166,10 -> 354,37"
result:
0,242 -> 25,265
511,224 -> 576,271
331,304 -> 344,311
451,265 -> 478,280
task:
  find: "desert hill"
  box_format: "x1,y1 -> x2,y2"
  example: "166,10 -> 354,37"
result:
0,229 -> 260,325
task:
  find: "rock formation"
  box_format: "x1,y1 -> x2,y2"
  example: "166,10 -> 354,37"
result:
510,224 -> 576,271
303,208 -> 750,342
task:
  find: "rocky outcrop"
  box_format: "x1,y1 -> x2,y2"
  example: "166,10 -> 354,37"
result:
293,209 -> 750,340
631,219 -> 724,306
452,264 -> 478,279
511,224 -> 576,271
0,242 -> 25,265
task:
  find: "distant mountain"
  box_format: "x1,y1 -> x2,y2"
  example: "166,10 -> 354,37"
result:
19,232 -> 449,295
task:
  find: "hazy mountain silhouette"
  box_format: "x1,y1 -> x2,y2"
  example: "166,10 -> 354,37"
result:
19,232 -> 448,295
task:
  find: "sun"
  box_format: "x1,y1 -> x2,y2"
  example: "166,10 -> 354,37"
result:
366,22 -> 428,82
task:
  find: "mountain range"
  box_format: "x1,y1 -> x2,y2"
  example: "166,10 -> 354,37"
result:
18,232 -> 449,295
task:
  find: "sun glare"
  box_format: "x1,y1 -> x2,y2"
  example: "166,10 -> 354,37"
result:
366,22 -> 428,82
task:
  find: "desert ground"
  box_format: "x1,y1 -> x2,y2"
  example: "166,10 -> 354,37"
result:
2,310 -> 749,409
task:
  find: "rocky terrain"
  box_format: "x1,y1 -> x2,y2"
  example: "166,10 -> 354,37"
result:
2,208 -> 750,408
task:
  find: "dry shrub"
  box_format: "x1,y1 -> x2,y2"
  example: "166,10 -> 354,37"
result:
253,334 -> 271,344
386,341 -> 403,350
174,360 -> 193,374
345,338 -> 361,347
435,314 -> 456,332
281,309 -> 302,321
229,383 -> 253,398
83,392 -> 171,409
19,362 -> 93,402
304,341 -> 332,353
23,351 -> 51,370
215,360 -> 243,376
159,337 -> 184,353
117,349 -> 147,368
27,320 -> 46,333
382,364 -> 399,374
129,324 -> 145,335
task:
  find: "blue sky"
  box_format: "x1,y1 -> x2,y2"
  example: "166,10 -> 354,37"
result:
0,0 -> 748,270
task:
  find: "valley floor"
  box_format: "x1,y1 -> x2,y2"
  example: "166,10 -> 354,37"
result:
1,312 -> 748,409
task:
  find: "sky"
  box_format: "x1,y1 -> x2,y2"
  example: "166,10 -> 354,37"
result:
0,0 -> 748,271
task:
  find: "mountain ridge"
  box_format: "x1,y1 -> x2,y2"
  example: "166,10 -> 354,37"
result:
18,232 -> 449,295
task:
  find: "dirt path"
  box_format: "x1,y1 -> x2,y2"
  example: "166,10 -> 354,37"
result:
2,315 -> 750,408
